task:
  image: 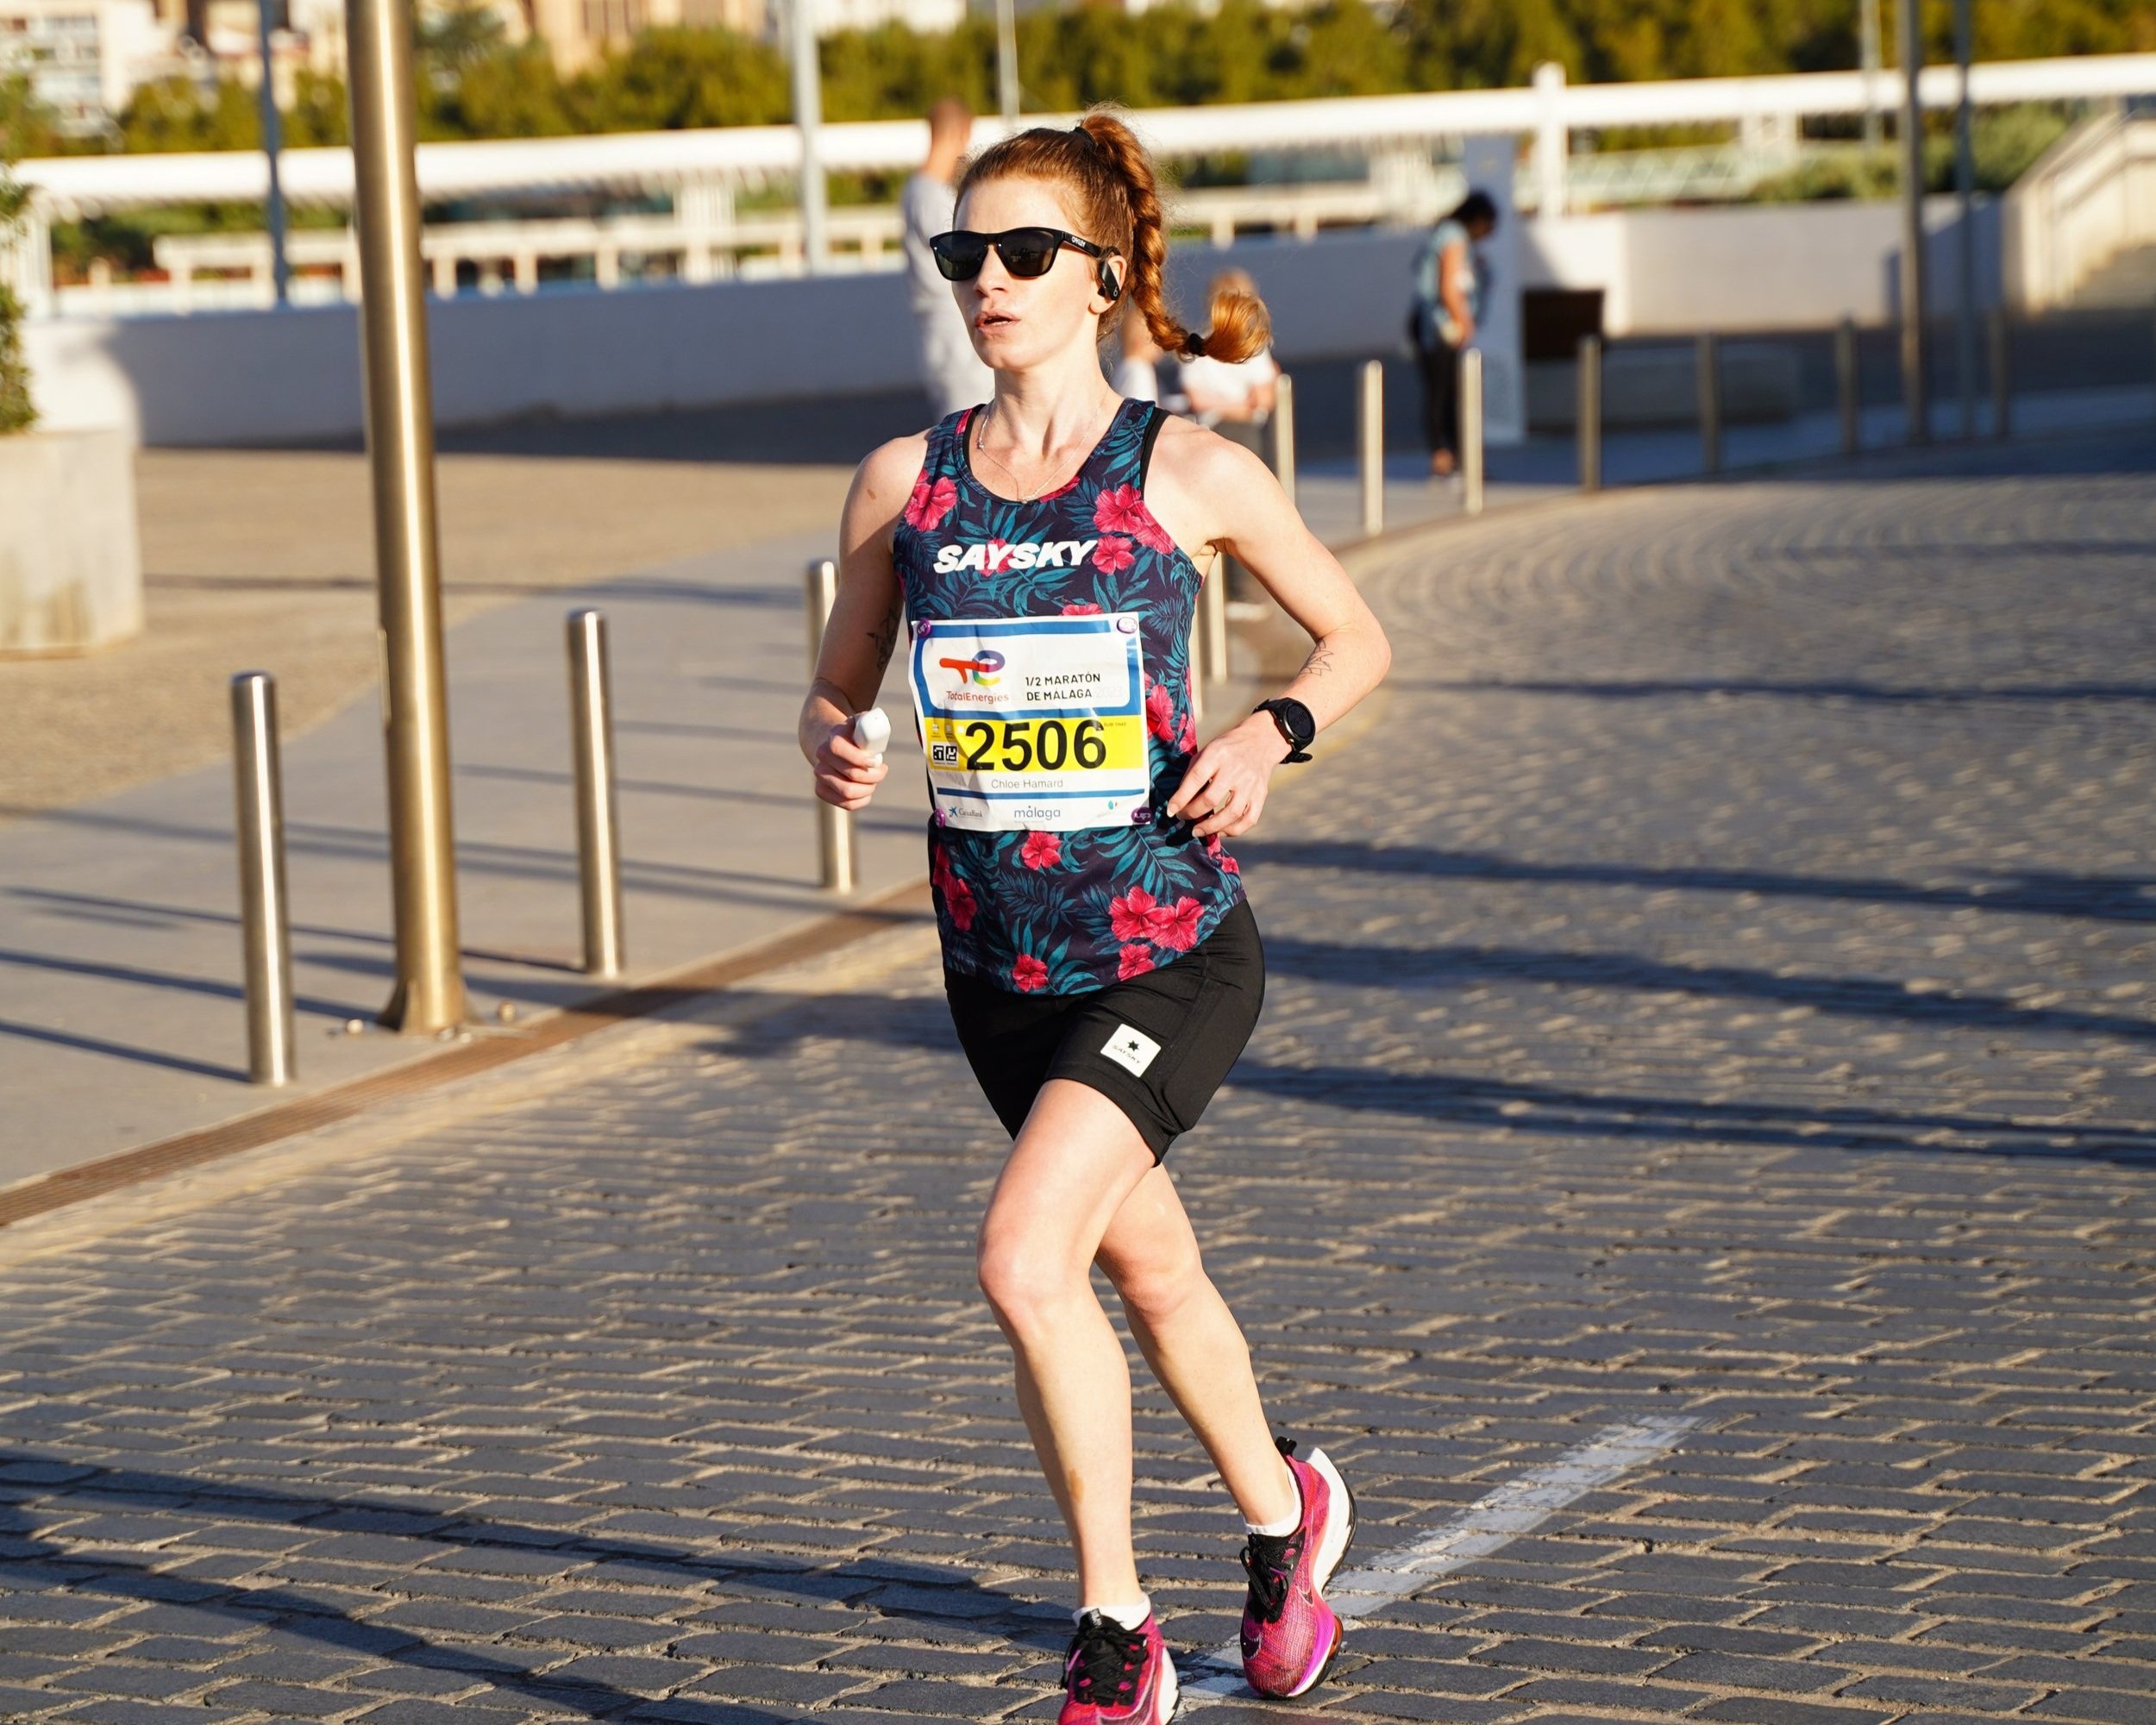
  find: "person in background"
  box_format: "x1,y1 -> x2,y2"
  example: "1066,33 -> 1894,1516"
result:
1178,267 -> 1279,430
1177,267 -> 1281,605
1112,314 -> 1163,402
1410,190 -> 1498,479
903,98 -> 997,417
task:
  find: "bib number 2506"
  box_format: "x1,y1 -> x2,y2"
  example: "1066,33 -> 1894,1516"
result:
940,717 -> 1109,774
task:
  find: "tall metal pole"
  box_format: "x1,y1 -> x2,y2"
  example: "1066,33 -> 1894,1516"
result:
994,0 -> 1018,124
348,0 -> 467,1033
1357,359 -> 1384,538
232,673 -> 296,1086
1836,317 -> 1862,456
1988,305 -> 2010,439
1860,0 -> 1883,149
567,609 -> 624,979
1952,0 -> 1977,440
254,0 -> 289,305
805,558 -> 857,894
1897,0 -> 1930,444
1271,373 -> 1297,509
1696,330 -> 1722,475
1576,334 -> 1602,493
788,0 -> 830,274
1459,348 -> 1485,517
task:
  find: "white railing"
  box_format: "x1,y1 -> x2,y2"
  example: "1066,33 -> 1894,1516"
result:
73,154 -> 1851,316
16,53 -> 2156,317
2002,108 -> 2156,310
21,53 -> 2156,219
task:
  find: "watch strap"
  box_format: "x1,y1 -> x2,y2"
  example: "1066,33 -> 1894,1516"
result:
1255,699 -> 1314,763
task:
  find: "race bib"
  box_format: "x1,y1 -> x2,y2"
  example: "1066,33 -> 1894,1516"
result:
908,613 -> 1151,832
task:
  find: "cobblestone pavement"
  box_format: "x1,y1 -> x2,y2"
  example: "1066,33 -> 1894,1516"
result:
5,430 -> 2156,1724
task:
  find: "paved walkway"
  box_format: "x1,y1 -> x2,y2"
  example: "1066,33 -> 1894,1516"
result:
3,426 -> 2153,1723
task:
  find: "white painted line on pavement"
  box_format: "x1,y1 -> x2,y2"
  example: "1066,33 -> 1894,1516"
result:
1178,1413 -> 1705,1703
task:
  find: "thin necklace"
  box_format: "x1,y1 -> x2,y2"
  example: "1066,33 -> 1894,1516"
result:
971,403 -> 1113,502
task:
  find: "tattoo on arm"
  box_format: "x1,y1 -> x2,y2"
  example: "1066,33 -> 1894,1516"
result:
1299,640 -> 1339,681
868,599 -> 902,674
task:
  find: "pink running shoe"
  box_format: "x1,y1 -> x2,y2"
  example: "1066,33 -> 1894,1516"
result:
1058,1609 -> 1179,1725
1238,1438 -> 1357,1698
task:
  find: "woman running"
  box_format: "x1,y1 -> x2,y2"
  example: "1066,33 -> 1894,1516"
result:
797,110 -> 1390,1724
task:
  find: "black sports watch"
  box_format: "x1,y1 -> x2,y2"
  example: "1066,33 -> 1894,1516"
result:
1254,697 -> 1316,763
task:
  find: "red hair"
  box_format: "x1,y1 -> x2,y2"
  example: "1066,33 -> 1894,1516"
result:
955,108 -> 1270,364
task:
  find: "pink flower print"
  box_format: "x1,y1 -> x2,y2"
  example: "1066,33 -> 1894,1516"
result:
1144,676 -> 1175,743
1012,954 -> 1049,992
1206,833 -> 1241,875
1019,830 -> 1062,870
1094,485 -> 1140,535
1091,535 -> 1135,575
905,474 -> 957,531
936,857 -> 976,932
1147,895 -> 1206,952
1109,888 -> 1159,944
1094,485 -> 1175,554
1117,943 -> 1156,981
1061,601 -> 1103,616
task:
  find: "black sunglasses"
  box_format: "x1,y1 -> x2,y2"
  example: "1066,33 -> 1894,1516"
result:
930,226 -> 1118,283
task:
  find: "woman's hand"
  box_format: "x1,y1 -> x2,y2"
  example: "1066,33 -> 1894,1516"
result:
811,720 -> 887,812
1163,714 -> 1288,839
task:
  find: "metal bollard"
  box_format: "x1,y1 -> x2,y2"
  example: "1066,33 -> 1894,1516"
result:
1460,347 -> 1486,518
1271,372 -> 1297,508
1696,331 -> 1722,475
804,557 -> 858,894
1989,306 -> 2011,441
567,608 -> 624,978
1836,318 -> 1861,457
1199,559 -> 1229,686
1576,334 -> 1602,494
1357,358 -> 1384,538
231,672 -> 295,1086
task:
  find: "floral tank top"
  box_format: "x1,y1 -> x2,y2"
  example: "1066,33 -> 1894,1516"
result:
893,398 -> 1244,996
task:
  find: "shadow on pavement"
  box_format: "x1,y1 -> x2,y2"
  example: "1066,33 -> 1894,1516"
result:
0,1015 -> 243,1084
1240,838 -> 2156,925
1403,676 -> 2156,707
1223,1062 -> 2156,1164
693,988 -> 2156,1165
1258,934 -> 2156,1046
0,1452 -> 1069,1720
431,388 -> 940,469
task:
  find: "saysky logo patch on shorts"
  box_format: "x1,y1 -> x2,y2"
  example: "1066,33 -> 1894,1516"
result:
1100,1023 -> 1162,1077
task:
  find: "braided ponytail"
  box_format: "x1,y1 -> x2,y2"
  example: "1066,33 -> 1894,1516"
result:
955,106 -> 1271,366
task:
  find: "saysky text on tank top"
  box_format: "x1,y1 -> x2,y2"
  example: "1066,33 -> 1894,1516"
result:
893,398 -> 1244,995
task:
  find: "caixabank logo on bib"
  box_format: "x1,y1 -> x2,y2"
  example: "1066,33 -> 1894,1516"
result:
931,538 -> 1100,574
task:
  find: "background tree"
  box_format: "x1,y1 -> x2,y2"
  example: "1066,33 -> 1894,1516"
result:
0,76 -> 37,431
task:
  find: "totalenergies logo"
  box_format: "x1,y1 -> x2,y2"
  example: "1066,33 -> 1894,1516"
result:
939,649 -> 1004,688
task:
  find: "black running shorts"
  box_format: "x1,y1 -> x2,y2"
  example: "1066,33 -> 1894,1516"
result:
943,898 -> 1265,1161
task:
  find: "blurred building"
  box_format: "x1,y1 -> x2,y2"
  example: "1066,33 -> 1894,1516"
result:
525,0 -> 971,75
0,0 -> 172,133
529,0 -> 768,72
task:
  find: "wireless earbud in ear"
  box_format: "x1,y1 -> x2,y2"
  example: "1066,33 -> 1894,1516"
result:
1097,256 -> 1123,304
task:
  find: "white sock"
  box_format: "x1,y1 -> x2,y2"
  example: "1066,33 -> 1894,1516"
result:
1075,1596 -> 1151,1631
1245,1463 -> 1303,1537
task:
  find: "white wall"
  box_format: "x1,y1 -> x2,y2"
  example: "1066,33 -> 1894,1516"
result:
27,201 -> 2002,447
1526,196 -> 2001,335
